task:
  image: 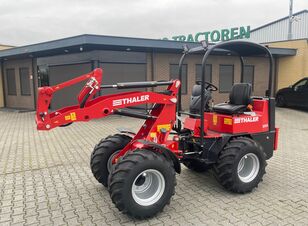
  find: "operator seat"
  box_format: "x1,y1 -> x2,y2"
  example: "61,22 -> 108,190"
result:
189,84 -> 212,115
213,83 -> 252,115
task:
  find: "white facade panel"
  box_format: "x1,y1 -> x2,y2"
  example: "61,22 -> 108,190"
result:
247,11 -> 308,43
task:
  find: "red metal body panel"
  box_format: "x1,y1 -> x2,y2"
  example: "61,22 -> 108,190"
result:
183,117 -> 208,136
274,128 -> 279,150
204,99 -> 269,134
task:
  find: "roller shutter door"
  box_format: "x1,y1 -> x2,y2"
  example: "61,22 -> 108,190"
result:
99,63 -> 147,95
48,63 -> 92,109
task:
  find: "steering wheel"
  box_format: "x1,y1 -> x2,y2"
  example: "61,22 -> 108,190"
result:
196,81 -> 218,91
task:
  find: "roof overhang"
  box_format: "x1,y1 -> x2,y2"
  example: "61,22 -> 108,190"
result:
0,34 -> 297,60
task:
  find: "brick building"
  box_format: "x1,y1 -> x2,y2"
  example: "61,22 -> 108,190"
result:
0,35 -> 295,110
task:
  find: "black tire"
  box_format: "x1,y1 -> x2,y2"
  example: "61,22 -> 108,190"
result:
276,94 -> 286,107
213,137 -> 267,193
108,149 -> 176,219
183,159 -> 212,172
90,134 -> 131,187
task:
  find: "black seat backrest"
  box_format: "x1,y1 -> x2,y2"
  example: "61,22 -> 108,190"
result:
229,83 -> 252,105
189,85 -> 212,114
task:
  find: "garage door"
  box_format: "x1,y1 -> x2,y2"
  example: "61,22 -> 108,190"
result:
99,63 -> 147,95
48,63 -> 92,109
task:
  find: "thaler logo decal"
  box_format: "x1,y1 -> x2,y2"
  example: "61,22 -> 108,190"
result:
112,95 -> 149,106
234,116 -> 259,124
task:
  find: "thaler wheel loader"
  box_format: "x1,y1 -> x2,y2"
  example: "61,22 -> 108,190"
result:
36,40 -> 279,219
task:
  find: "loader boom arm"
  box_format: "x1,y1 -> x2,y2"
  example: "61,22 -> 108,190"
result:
35,68 -> 180,132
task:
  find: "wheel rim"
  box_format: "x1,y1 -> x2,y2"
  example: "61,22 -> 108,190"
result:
107,151 -> 120,173
237,153 -> 260,183
132,169 -> 165,206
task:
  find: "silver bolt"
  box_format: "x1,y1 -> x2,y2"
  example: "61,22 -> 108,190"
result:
46,124 -> 50,129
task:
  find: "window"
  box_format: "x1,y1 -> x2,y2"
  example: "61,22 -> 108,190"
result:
294,79 -> 308,91
38,65 -> 49,87
195,64 -> 212,83
170,64 -> 187,94
219,65 -> 234,93
6,68 -> 17,95
243,65 -> 254,90
19,67 -> 31,95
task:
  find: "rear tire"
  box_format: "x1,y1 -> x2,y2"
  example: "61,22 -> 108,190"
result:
183,159 -> 212,172
90,134 -> 131,187
108,149 -> 176,219
276,94 -> 286,107
213,137 -> 267,193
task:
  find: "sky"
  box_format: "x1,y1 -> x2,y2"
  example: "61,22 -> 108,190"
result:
0,0 -> 307,46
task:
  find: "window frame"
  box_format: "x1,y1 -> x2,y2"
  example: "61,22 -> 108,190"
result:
293,78 -> 308,91
169,64 -> 188,94
6,68 -> 17,96
19,67 -> 31,96
219,64 -> 234,93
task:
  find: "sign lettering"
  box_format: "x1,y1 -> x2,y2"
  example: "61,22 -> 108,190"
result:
162,26 -> 250,43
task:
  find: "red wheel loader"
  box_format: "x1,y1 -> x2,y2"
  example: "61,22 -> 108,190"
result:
35,40 -> 279,219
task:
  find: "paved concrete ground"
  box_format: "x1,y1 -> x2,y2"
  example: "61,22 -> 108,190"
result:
0,108 -> 308,225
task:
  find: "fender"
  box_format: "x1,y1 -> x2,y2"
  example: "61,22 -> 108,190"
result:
134,139 -> 181,174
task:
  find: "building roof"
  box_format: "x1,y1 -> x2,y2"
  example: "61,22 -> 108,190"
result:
248,10 -> 308,43
251,10 -> 308,32
0,34 -> 296,60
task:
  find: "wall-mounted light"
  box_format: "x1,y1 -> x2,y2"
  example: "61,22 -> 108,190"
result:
80,46 -> 83,51
64,49 -> 69,53
126,48 -> 131,51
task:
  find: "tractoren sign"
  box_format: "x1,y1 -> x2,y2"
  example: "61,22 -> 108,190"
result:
163,26 -> 250,42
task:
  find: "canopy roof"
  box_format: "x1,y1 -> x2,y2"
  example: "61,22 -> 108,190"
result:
0,34 -> 296,60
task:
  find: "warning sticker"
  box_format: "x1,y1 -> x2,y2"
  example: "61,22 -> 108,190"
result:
150,132 -> 157,138
213,114 -> 218,125
224,118 -> 232,125
65,112 -> 77,121
157,124 -> 171,132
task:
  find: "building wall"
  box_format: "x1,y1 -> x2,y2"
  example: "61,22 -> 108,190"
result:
151,53 -> 270,110
0,45 -> 14,107
1,50 -> 272,110
0,45 -> 13,51
0,63 -> 4,107
269,39 -> 308,89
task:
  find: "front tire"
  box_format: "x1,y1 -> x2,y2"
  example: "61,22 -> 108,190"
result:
90,134 -> 132,187
213,137 -> 267,193
108,149 -> 176,219
276,94 -> 286,107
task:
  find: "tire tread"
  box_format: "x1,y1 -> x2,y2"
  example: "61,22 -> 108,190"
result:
108,149 -> 176,219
